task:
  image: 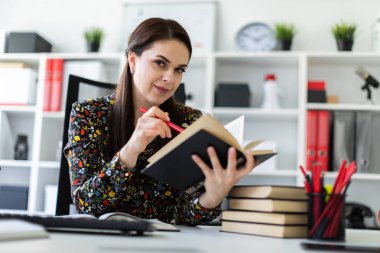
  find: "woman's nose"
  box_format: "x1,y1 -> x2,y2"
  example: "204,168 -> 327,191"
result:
162,69 -> 174,82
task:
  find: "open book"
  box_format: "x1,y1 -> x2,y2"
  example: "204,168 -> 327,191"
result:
141,115 -> 277,193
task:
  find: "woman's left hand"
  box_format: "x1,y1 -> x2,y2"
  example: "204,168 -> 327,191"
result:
191,146 -> 254,209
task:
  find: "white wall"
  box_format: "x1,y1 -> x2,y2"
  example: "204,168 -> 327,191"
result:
0,0 -> 124,52
1,0 -> 380,52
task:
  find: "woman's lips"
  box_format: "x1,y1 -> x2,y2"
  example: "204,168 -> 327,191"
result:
154,85 -> 169,95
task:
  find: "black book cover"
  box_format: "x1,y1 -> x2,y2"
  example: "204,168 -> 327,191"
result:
141,130 -> 276,192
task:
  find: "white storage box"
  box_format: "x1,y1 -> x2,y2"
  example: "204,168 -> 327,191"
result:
0,68 -> 37,105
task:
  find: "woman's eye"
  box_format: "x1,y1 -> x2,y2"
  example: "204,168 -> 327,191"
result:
155,60 -> 166,67
176,68 -> 186,73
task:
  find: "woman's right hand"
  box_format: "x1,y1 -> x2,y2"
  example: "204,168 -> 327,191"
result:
119,106 -> 172,168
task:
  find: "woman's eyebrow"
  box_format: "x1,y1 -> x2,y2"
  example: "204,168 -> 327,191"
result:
156,55 -> 188,68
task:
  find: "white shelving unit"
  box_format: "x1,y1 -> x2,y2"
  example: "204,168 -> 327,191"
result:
0,51 -> 379,214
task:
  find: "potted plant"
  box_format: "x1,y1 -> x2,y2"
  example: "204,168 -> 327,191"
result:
274,23 -> 296,51
84,27 -> 104,52
331,22 -> 357,51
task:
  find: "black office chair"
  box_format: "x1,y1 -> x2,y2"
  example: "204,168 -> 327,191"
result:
56,75 -> 116,215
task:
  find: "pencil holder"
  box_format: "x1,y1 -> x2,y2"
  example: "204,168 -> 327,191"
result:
307,193 -> 346,241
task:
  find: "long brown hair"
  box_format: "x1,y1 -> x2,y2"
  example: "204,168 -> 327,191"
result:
110,18 -> 192,155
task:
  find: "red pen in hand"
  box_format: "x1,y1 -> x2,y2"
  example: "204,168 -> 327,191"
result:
139,107 -> 184,133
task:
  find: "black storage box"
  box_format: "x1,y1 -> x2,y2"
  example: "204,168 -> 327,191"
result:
6,32 -> 52,53
308,89 -> 327,103
215,83 -> 251,107
307,80 -> 326,103
0,185 -> 29,210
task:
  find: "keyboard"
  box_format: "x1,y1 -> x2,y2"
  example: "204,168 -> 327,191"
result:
0,213 -> 156,235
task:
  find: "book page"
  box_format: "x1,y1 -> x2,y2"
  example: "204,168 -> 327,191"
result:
224,115 -> 245,146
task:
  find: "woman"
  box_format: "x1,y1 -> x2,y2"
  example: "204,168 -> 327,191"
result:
64,18 -> 254,225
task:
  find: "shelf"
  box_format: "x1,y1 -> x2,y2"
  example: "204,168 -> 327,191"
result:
307,52 -> 380,65
324,172 -> 380,181
0,209 -> 46,215
0,105 -> 36,114
212,108 -> 298,119
39,161 -> 60,169
42,111 -> 65,119
307,103 -> 380,111
0,160 -> 32,168
0,54 -> 41,67
0,209 -> 29,214
214,51 -> 299,66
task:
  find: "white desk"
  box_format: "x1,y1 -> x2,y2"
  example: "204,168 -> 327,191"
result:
0,226 -> 379,253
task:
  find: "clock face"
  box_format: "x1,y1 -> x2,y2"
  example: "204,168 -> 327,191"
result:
236,22 -> 277,52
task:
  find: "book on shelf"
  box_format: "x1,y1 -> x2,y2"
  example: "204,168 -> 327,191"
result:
306,110 -> 330,171
141,115 -> 277,193
43,59 -> 53,111
228,185 -> 307,200
222,210 -> 307,225
64,212 -> 178,232
0,61 -> 30,68
50,59 -> 64,111
228,198 -> 308,213
0,219 -> 49,241
221,220 -> 307,238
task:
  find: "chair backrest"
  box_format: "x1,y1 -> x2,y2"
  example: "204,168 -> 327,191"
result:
56,74 -> 116,215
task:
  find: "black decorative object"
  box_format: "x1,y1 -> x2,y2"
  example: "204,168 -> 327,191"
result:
307,81 -> 326,103
6,32 -> 52,53
173,83 -> 192,104
215,83 -> 251,107
0,185 -> 29,210
355,66 -> 380,103
14,135 -> 28,160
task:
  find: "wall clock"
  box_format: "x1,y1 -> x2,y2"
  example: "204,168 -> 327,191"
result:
236,22 -> 277,52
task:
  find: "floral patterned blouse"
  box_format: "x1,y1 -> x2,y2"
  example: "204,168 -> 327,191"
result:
64,93 -> 221,225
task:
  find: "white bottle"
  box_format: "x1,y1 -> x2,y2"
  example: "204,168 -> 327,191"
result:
261,74 -> 279,109
372,12 -> 380,52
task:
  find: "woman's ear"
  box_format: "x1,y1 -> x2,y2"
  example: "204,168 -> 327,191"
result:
127,51 -> 136,73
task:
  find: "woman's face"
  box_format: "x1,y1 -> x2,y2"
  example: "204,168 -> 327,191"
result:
129,39 -> 189,108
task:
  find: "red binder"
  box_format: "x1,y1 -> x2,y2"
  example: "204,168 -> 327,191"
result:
306,110 -> 318,171
50,59 -> 64,111
316,110 -> 330,171
43,59 -> 53,111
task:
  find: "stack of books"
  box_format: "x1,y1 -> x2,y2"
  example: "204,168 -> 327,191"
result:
221,185 -> 308,238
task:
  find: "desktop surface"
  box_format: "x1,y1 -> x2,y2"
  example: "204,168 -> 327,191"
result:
0,226 -> 379,253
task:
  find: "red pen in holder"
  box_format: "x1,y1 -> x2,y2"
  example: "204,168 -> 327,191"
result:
308,193 -> 346,241
305,160 -> 356,242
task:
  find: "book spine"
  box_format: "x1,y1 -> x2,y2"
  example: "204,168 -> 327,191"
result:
50,59 -> 64,111
316,110 -> 330,171
43,59 -> 53,112
332,111 -> 356,171
355,112 -> 372,172
306,110 -> 318,171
